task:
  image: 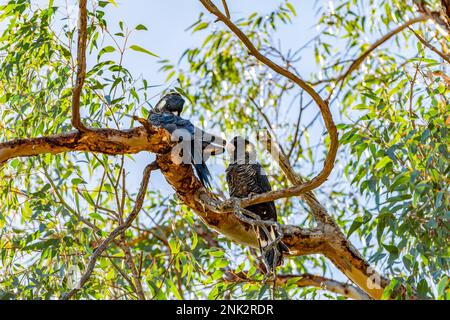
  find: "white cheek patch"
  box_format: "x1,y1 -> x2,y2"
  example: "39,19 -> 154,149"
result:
156,100 -> 166,110
172,111 -> 179,116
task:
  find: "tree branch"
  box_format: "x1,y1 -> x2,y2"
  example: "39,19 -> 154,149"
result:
415,0 -> 450,34
118,239 -> 146,300
409,27 -> 450,64
71,0 -> 88,131
315,15 -> 429,87
221,0 -> 230,19
223,271 -> 371,300
0,126 -> 167,165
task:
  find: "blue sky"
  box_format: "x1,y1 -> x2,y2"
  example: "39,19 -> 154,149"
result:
103,0 -> 318,85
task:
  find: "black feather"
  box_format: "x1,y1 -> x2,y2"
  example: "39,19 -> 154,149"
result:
148,107 -> 213,189
226,137 -> 289,272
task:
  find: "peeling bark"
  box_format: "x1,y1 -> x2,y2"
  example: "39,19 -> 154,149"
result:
0,126 -> 169,165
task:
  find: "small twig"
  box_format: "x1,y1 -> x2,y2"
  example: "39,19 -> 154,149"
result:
221,0 -> 230,19
287,93 -> 304,159
107,256 -> 139,294
152,253 -> 178,300
133,115 -> 155,135
408,61 -> 421,130
313,16 -> 429,93
409,27 -> 450,64
118,239 -> 146,300
258,132 -> 336,228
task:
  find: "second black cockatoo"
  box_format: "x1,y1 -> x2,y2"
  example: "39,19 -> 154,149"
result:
225,136 -> 289,273
148,91 -> 224,189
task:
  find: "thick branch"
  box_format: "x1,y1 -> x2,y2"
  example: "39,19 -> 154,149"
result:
415,0 -> 450,34
156,151 -> 328,256
277,274 -> 370,300
0,126 -> 169,165
72,0 -> 88,131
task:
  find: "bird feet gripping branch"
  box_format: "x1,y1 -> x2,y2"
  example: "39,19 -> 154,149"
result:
223,197 -> 287,275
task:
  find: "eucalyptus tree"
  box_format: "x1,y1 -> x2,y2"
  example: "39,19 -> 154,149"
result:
0,0 -> 448,300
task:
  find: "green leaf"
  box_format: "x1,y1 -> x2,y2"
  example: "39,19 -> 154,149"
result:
98,45 -> 115,60
417,279 -> 429,298
107,0 -> 118,7
169,238 -> 179,254
193,22 -> 209,32
129,45 -> 159,57
347,216 -> 363,237
135,24 -> 148,31
141,107 -> 149,118
383,244 -> 399,256
191,232 -> 198,250
437,276 -> 448,299
208,250 -> 225,258
375,156 -> 392,170
286,2 -> 297,16
71,178 -> 86,185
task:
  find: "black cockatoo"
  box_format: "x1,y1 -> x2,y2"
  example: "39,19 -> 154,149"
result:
148,91 -> 224,189
225,136 -> 289,273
